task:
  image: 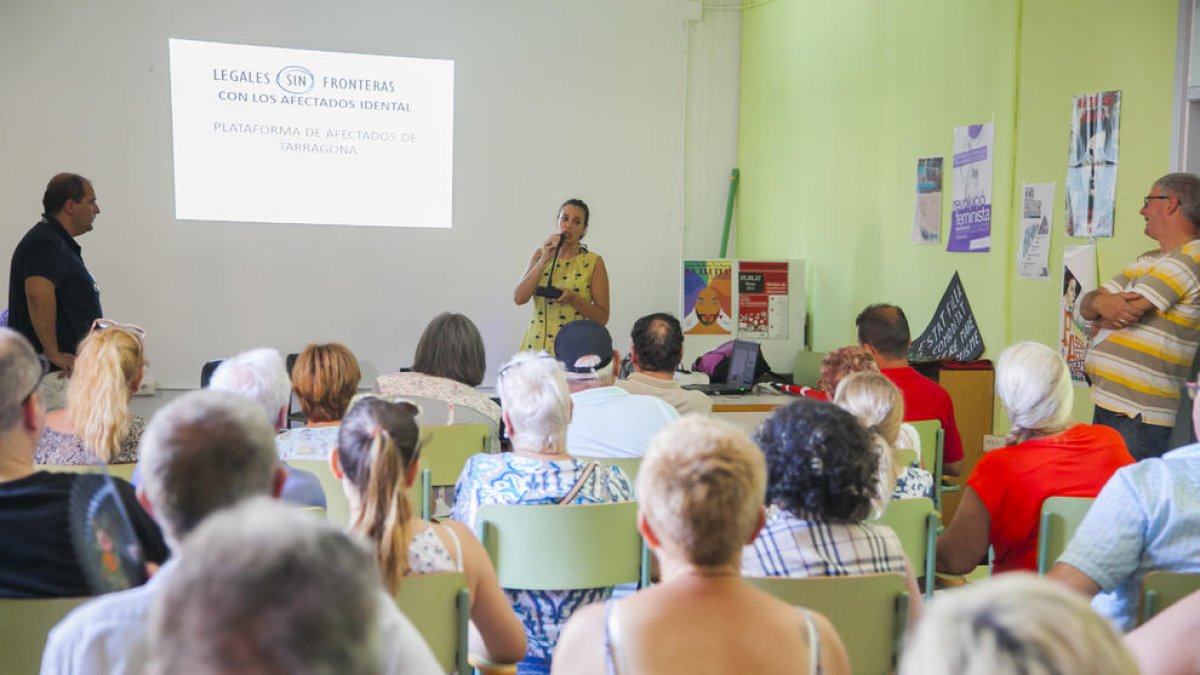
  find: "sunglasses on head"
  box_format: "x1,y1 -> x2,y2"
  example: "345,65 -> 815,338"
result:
90,318 -> 146,354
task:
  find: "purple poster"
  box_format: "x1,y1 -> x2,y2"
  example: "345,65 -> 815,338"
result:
947,122 -> 994,253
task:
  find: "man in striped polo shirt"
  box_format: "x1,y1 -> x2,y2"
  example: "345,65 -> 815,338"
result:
1081,173 -> 1200,460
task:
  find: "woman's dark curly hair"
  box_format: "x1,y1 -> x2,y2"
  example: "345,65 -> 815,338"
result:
753,399 -> 880,521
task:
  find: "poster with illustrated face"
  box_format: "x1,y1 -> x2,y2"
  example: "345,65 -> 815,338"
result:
683,260 -> 734,335
1061,244 -> 1098,383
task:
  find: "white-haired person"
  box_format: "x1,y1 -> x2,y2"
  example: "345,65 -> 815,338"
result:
741,399 -> 923,625
553,416 -> 851,675
833,371 -> 934,503
332,395 -> 527,664
936,341 -> 1134,575
36,319 -> 146,465
146,498 -> 410,675
899,573 -> 1138,675
452,351 -> 633,675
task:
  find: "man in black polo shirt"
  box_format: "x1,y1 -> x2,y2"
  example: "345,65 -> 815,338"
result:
7,173 -> 103,409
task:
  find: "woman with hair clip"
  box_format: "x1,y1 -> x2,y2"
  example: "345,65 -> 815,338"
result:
514,199 -> 610,355
331,396 -> 527,666
35,319 -> 146,465
834,371 -> 934,503
936,341 -> 1134,575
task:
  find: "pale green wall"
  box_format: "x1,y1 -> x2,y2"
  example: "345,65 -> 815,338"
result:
739,0 -> 1179,428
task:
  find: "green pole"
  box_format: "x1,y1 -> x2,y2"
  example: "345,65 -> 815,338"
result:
719,168 -> 739,258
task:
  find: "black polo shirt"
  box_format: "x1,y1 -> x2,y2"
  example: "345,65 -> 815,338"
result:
7,216 -> 102,359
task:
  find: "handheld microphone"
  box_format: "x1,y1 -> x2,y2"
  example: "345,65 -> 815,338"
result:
535,232 -> 566,299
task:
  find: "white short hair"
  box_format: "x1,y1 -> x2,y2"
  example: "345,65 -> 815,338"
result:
900,573 -> 1138,675
139,389 -> 279,547
497,351 -> 571,451
146,497 -> 380,675
996,342 -> 1073,440
208,348 -> 290,424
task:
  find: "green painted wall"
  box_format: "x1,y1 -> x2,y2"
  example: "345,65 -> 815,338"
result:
739,0 -> 1179,428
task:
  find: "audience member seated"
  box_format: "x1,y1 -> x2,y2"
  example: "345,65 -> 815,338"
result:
36,319 -> 146,465
333,395 -> 526,664
43,390 -> 439,675
1126,588 -> 1200,675
0,328 -> 165,598
145,498 -> 440,675
615,312 -> 712,415
205,348 -> 327,508
936,342 -> 1134,575
555,320 -> 678,459
741,399 -> 923,622
452,351 -> 634,674
275,342 -> 360,460
553,415 -> 851,675
856,304 -> 964,475
820,345 -> 921,454
834,371 -> 934,502
1048,383 -> 1200,631
899,573 -> 1138,675
376,312 -> 502,452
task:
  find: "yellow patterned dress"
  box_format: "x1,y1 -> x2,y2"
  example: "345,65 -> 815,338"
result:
520,249 -> 599,355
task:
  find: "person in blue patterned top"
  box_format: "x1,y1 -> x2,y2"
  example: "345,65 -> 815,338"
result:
452,351 -> 633,675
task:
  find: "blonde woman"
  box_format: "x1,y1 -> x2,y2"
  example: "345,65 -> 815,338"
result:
553,416 -> 851,675
35,319 -> 146,465
900,573 -> 1138,675
834,371 -> 934,503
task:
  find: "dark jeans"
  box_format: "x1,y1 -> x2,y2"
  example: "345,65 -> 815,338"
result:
1093,406 -> 1172,461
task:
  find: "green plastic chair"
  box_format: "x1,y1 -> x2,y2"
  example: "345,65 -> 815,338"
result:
476,502 -> 648,590
876,497 -> 938,600
35,463 -> 137,482
1140,572 -> 1200,624
416,424 -> 489,520
908,420 -> 953,508
1035,496 -> 1095,575
0,596 -> 91,674
395,572 -> 470,675
792,350 -> 827,388
745,573 -> 909,675
288,458 -> 348,527
572,457 -> 642,492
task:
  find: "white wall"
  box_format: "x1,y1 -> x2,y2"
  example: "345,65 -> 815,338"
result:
0,0 -> 740,388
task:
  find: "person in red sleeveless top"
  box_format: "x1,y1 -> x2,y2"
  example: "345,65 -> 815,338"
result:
935,342 -> 1134,574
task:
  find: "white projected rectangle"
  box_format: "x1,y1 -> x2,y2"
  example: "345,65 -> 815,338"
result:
169,39 -> 454,228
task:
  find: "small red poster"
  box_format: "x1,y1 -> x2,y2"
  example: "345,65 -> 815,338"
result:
737,262 -> 789,339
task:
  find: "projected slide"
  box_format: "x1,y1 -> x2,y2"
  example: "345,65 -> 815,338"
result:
169,39 -> 454,228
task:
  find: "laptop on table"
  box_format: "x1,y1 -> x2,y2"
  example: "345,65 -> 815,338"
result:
682,340 -> 760,395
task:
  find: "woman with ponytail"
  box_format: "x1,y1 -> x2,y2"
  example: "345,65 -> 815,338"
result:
332,396 -> 526,666
935,341 -> 1134,575
36,319 -> 146,465
834,371 -> 934,504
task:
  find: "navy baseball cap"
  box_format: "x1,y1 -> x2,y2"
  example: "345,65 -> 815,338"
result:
554,320 -> 613,373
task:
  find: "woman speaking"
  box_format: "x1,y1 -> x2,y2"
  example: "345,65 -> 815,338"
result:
514,199 -> 610,355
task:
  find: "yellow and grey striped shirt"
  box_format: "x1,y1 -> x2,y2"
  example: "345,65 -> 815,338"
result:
1085,241 -> 1200,426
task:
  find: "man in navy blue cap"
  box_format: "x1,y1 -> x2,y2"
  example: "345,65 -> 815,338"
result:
555,320 -> 678,459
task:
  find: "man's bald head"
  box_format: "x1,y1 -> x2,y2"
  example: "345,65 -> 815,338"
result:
855,304 -> 911,361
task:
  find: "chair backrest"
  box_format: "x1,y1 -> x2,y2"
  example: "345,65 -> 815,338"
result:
477,502 -> 645,590
200,359 -> 223,388
35,463 -> 137,482
875,498 -> 938,600
745,573 -> 908,675
395,572 -> 470,675
573,457 -> 642,488
1140,572 -> 1200,624
1036,496 -> 1095,575
908,420 -> 945,508
792,350 -> 827,388
288,459 -> 349,527
416,424 -> 489,520
0,596 -> 91,674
